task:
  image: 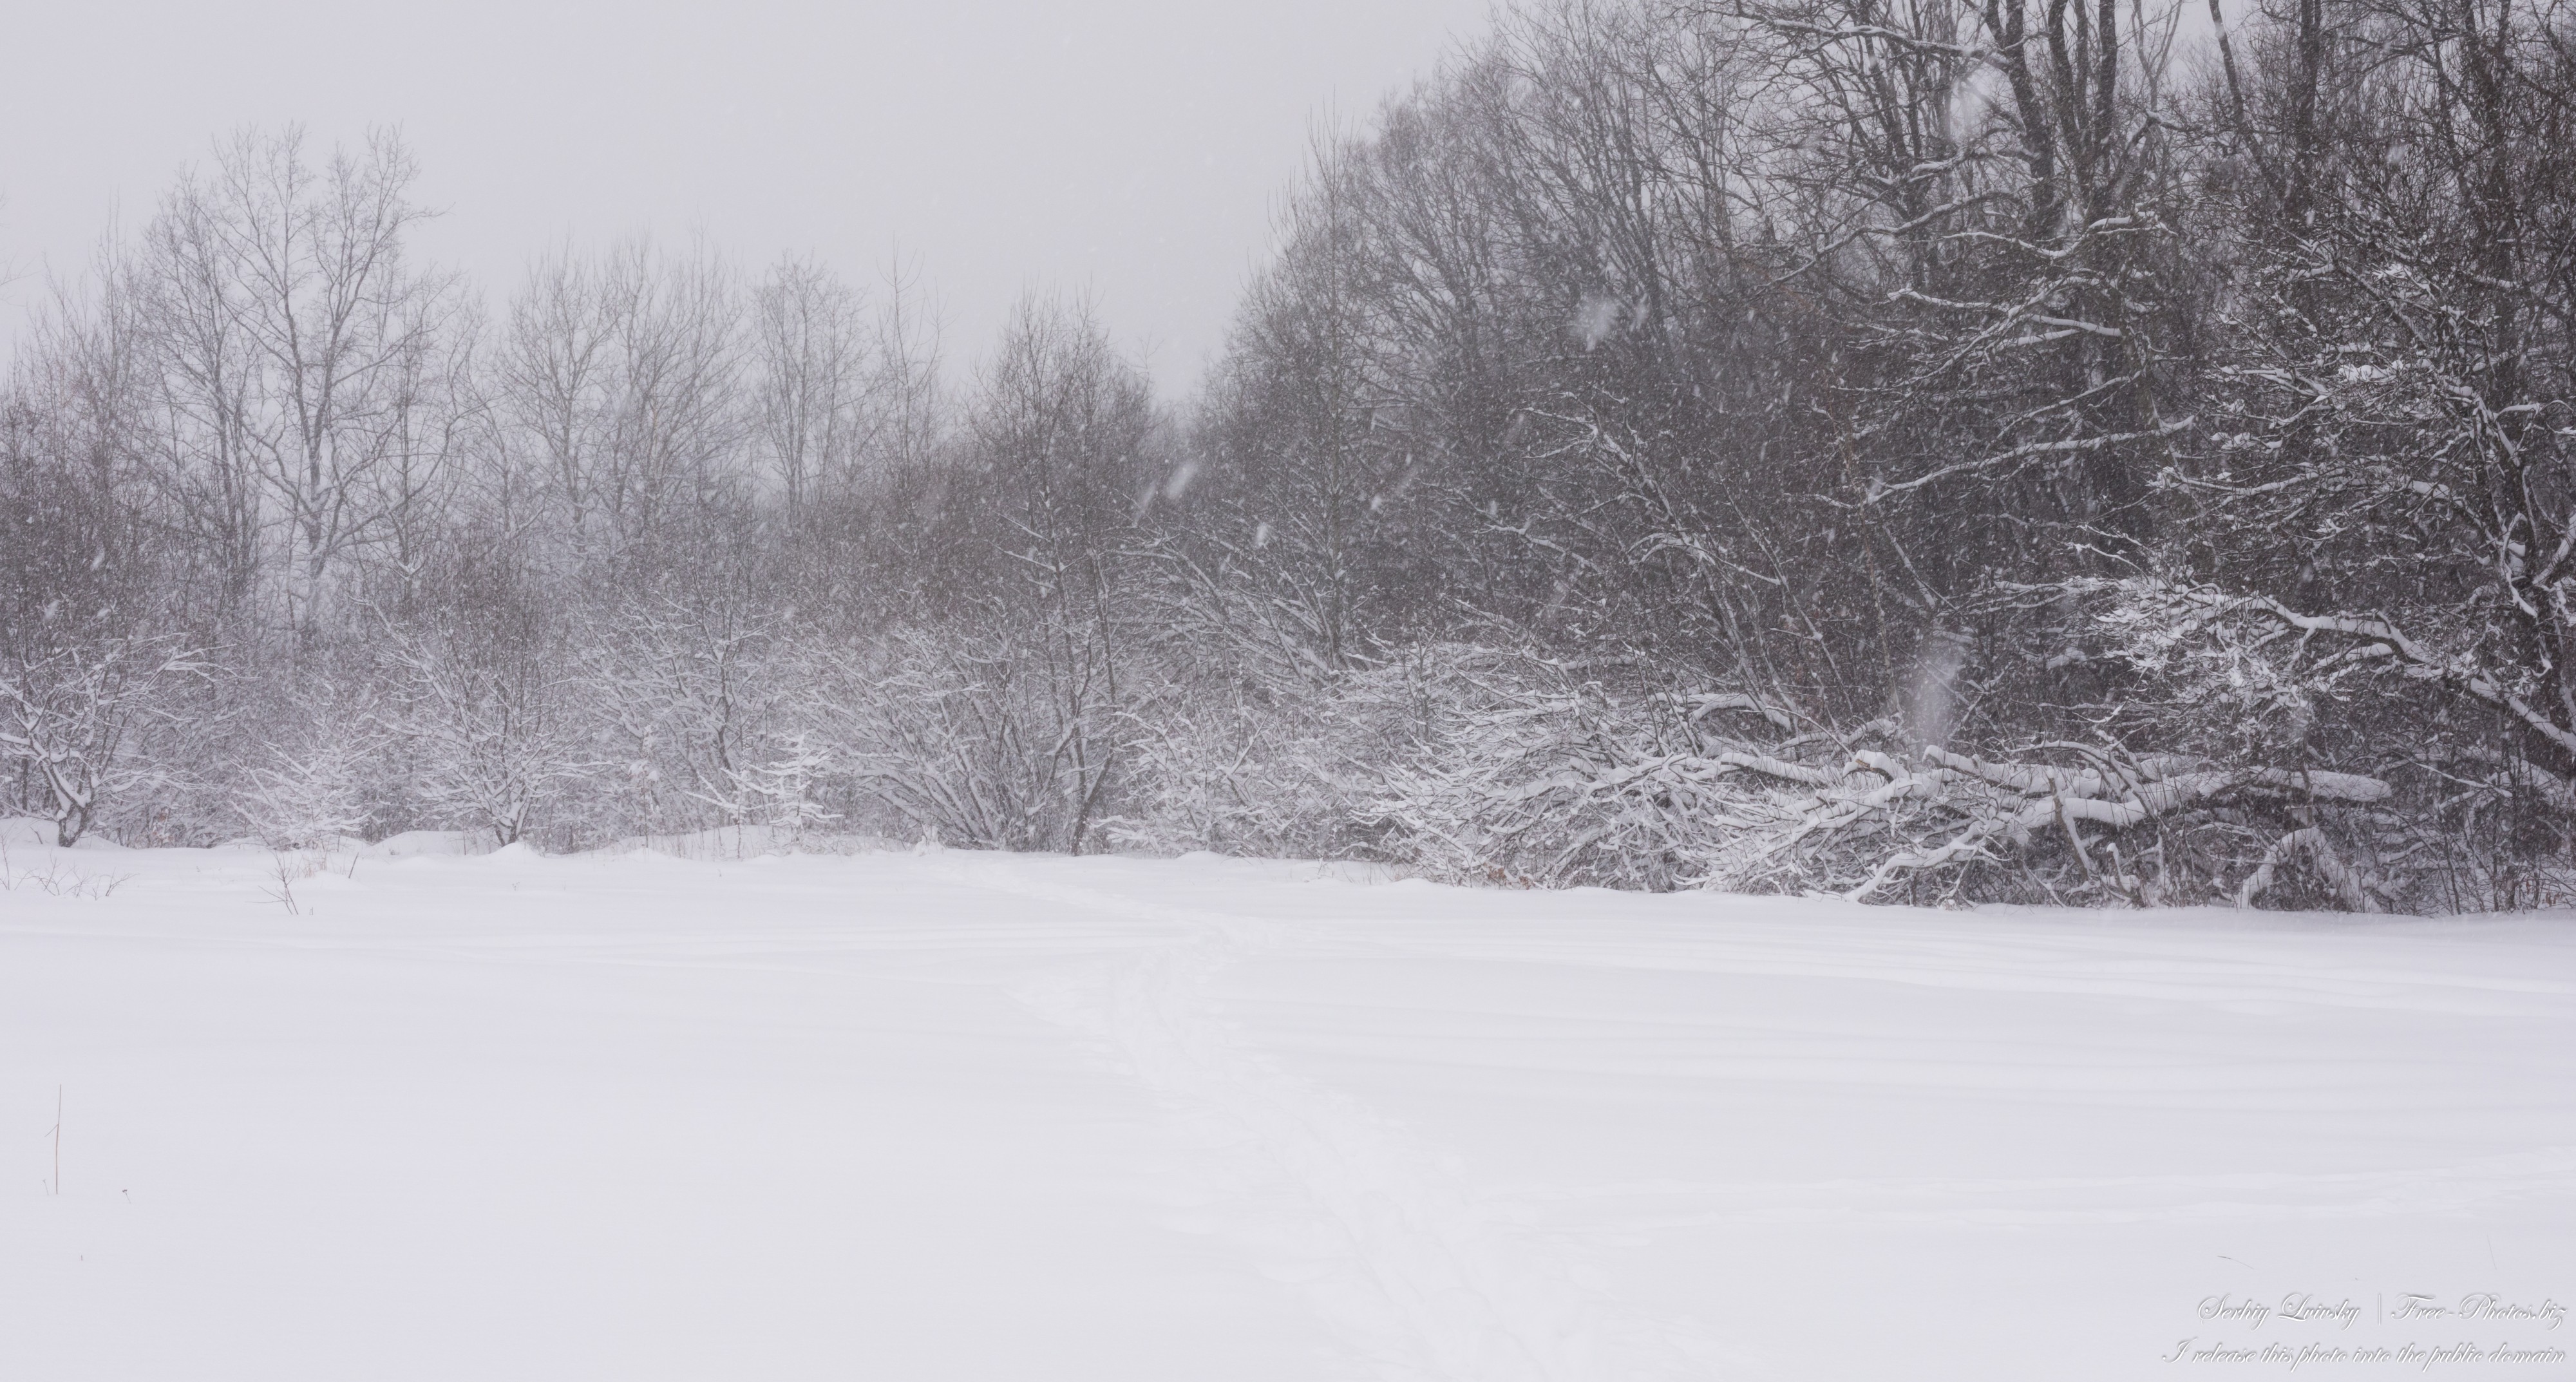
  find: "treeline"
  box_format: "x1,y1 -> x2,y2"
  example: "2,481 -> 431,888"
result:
8,0 -> 2575,909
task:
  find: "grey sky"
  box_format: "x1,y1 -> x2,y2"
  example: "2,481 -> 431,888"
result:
1,0 -> 1496,392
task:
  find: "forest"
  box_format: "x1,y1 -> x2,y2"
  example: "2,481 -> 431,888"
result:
6,0 -> 2574,911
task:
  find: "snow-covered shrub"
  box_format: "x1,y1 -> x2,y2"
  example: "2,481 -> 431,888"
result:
2061,576 -> 2573,910
0,635 -> 200,847
571,594 -> 785,839
1353,647 -> 1785,889
388,638 -> 576,847
382,558 -> 582,848
1108,658 -> 1398,861
232,683 -> 384,850
814,618 -> 1124,853
1705,738 -> 2402,907
719,731 -> 840,845
1336,636 -> 2429,908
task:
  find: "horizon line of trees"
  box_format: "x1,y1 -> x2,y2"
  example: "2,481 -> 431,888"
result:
9,0 -> 2575,911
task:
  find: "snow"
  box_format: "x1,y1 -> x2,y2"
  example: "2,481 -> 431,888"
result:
3,831 -> 2571,1379
359,829 -> 488,858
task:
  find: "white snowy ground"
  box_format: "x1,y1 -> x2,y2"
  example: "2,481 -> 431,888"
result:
3,824 -> 2571,1381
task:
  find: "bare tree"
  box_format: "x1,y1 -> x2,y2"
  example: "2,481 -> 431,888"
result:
496,240 -> 746,558
752,254 -> 871,515
934,296 -> 1159,852
138,127 -> 468,638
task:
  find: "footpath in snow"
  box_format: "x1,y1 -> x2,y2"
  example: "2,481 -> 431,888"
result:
3,824 -> 2571,1379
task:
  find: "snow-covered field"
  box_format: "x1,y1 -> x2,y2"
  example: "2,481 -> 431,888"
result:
4,825 -> 2571,1380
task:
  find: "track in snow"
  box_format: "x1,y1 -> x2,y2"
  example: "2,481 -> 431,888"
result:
958,860 -> 1729,1379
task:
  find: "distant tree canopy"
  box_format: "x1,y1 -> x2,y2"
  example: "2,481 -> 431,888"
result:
8,0 -> 2576,909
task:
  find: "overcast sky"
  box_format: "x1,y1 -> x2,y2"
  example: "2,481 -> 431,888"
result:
0,0 -> 1496,393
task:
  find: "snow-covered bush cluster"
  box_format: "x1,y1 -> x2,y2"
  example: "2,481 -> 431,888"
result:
9,0 -> 2576,910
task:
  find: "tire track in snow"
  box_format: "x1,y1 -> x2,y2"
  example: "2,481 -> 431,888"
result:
937,858 -> 1728,1382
